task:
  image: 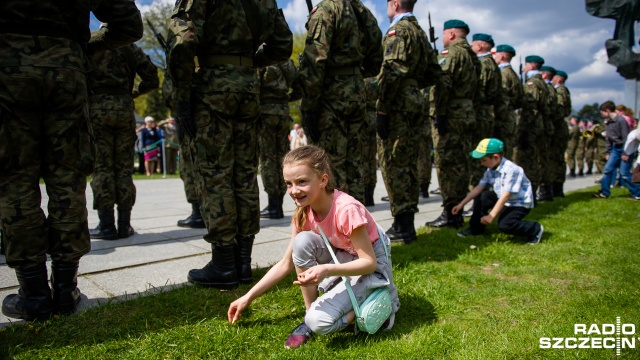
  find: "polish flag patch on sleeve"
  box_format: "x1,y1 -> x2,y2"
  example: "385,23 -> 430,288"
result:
441,50 -> 449,55
388,30 -> 396,37
527,82 -> 534,86
311,6 -> 318,13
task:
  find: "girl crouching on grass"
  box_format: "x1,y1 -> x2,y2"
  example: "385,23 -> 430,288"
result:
228,145 -> 399,348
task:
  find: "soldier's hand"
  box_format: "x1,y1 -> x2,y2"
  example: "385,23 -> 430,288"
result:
376,112 -> 390,140
176,102 -> 196,141
302,111 -> 321,143
434,115 -> 448,135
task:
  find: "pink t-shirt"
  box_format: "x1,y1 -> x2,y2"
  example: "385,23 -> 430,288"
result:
294,190 -> 379,256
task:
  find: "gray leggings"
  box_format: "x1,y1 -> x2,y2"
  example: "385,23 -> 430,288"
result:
291,228 -> 400,334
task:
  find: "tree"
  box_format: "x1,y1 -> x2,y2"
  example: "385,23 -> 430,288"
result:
289,32 -> 306,124
577,102 -> 601,121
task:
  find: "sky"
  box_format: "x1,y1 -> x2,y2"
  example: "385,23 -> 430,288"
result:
123,0 -> 636,111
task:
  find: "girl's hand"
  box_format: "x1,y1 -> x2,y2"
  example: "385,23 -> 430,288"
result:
228,295 -> 251,324
480,214 -> 494,225
293,265 -> 328,287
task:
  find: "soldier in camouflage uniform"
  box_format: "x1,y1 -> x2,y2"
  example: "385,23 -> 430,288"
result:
469,33 -> 502,187
169,0 -> 292,290
417,87 -> 434,198
377,0 -> 441,244
363,77 -> 379,207
258,59 -> 296,219
551,70 -> 572,196
493,44 -> 523,159
426,19 -> 477,229
88,43 -> 159,241
514,55 -> 548,202
566,115 -> 582,178
536,65 -> 558,202
291,0 -> 382,204
0,0 -> 142,321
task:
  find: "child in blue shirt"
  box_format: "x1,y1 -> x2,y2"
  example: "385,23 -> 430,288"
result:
453,138 -> 544,244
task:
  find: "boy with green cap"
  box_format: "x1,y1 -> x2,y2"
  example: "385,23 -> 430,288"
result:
453,138 -> 544,244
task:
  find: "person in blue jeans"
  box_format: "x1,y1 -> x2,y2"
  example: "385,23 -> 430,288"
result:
593,101 -> 640,200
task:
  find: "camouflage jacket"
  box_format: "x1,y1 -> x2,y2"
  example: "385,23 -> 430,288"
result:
500,64 -> 523,111
376,16 -> 439,114
88,44 -> 159,98
0,0 -> 142,70
168,0 -> 293,102
544,83 -> 557,134
364,77 -> 378,112
259,59 -> 296,105
435,38 -> 478,116
476,54 -> 502,109
291,0 -> 382,111
555,85 -> 572,118
521,73 -> 548,126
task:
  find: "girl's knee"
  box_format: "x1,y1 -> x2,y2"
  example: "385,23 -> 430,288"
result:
304,310 -> 346,335
291,231 -> 326,268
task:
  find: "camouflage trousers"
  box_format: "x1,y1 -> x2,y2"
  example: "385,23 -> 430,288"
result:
379,110 -> 421,216
417,116 -> 432,187
179,138 -> 199,204
433,112 -> 475,210
469,114 -> 495,187
310,97 -> 366,203
566,139 -> 578,173
494,110 -> 517,159
593,138 -> 607,174
539,127 -> 555,185
363,111 -> 378,188
88,94 -> 137,211
165,146 -> 178,174
0,65 -> 92,269
575,138 -> 587,173
584,139 -> 596,172
258,110 -> 290,197
190,90 -> 260,245
513,120 -> 542,187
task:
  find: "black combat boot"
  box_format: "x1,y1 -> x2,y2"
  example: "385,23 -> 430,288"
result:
89,209 -> 118,240
2,263 -> 52,321
420,183 -> 430,199
177,202 -> 206,228
187,243 -> 239,289
50,261 -> 81,315
425,209 -> 463,228
585,168 -> 593,175
364,186 -> 375,207
553,183 -> 565,198
568,169 -> 576,178
386,212 -> 417,244
235,235 -> 254,284
260,195 -> 284,219
117,209 -> 135,239
578,169 -> 584,176
536,185 -> 554,202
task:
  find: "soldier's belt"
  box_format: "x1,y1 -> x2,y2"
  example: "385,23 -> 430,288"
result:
325,67 -> 361,76
199,55 -> 254,68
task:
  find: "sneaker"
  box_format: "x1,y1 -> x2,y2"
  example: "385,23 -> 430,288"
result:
593,192 -> 608,199
430,187 -> 441,195
628,196 -> 640,201
461,210 -> 473,218
284,322 -> 313,349
594,178 -> 602,184
527,224 -> 544,245
457,228 -> 483,238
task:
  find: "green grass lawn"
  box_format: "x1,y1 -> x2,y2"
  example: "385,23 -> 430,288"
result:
1,187 -> 638,359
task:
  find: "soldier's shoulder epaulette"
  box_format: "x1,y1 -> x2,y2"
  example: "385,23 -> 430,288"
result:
441,50 -> 449,55
387,30 -> 396,37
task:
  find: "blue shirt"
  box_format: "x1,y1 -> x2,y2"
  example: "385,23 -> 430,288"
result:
390,12 -> 414,27
478,157 -> 534,209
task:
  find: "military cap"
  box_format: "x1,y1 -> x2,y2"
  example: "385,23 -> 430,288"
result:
571,114 -> 582,120
579,118 -> 588,123
444,19 -> 470,34
555,70 -> 568,80
496,44 -> 516,55
540,65 -> 556,73
525,55 -> 545,65
472,33 -> 494,46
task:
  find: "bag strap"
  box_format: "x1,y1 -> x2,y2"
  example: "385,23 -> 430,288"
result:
316,226 -> 389,320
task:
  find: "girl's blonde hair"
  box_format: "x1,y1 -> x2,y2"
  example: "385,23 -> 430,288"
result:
616,104 -> 634,117
282,145 -> 335,230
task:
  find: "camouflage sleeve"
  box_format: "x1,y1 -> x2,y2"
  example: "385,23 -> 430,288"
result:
292,5 -> 334,111
89,0 -> 143,53
522,81 -> 540,112
281,59 -> 297,88
513,73 -> 524,110
132,45 -> 159,98
169,0 -> 205,104
376,27 -> 409,113
256,7 -> 293,66
435,50 -> 459,116
488,65 -> 502,108
350,0 -> 383,78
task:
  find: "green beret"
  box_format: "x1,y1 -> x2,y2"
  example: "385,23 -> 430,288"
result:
472,33 -> 494,46
496,44 -> 516,55
540,66 -> 556,75
579,118 -> 588,123
444,19 -> 469,34
571,114 -> 582,120
555,70 -> 568,80
525,55 -> 545,65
